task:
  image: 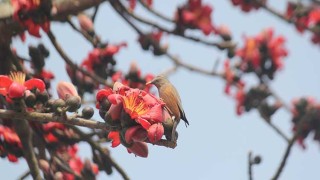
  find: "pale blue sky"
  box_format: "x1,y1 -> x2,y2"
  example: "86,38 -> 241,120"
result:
3,0 -> 320,179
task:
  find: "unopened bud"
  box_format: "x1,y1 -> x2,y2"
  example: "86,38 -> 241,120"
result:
56,81 -> 79,100
39,159 -> 50,174
253,155 -> 262,164
82,106 -> 94,119
65,96 -> 81,112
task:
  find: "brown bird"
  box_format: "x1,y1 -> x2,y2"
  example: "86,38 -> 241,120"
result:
146,75 -> 189,141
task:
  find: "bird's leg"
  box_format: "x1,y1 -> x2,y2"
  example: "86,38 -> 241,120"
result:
171,116 -> 178,142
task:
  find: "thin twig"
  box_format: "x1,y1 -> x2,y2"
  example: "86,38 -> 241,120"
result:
137,0 -> 174,23
114,0 -> 235,50
70,126 -> 130,180
271,135 -> 297,180
47,30 -> 111,87
18,171 -> 30,180
248,151 -> 253,180
257,1 -> 317,34
66,18 -> 98,47
260,115 -> 290,143
91,5 -> 100,22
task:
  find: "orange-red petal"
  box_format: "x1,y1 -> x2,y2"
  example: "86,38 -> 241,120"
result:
24,78 -> 45,92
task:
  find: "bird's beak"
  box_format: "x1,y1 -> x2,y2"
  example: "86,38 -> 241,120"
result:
146,79 -> 154,85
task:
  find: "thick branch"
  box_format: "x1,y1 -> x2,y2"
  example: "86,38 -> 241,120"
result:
0,109 -> 114,130
0,0 -> 107,38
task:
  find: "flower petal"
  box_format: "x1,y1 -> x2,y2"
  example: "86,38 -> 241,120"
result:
140,104 -> 164,122
108,131 -> 121,147
127,141 -> 148,158
0,75 -> 12,96
96,88 -> 113,101
147,123 -> 164,143
24,78 -> 45,92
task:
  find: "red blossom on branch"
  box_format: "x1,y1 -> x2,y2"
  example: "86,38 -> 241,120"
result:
175,0 -> 215,35
230,0 -> 266,12
11,0 -> 51,38
0,72 -> 45,100
96,82 -> 172,157
236,28 -> 287,80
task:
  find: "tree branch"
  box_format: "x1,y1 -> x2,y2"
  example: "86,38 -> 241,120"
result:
47,30 -> 112,87
271,135 -> 297,180
137,0 -> 174,23
70,126 -> 130,180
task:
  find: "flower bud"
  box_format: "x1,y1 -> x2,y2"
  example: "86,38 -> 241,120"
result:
82,106 -> 94,119
127,141 -> 148,158
39,159 -> 50,174
54,172 -> 63,180
78,13 -> 94,33
25,90 -> 36,107
65,96 -> 81,112
56,81 -> 79,100
147,123 -> 164,143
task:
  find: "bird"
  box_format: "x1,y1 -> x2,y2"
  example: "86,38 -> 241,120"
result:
146,75 -> 189,141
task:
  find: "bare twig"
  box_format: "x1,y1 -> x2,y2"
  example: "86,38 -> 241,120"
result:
47,30 -> 111,87
137,0 -> 174,23
91,5 -> 100,22
18,171 -> 30,180
271,135 -> 297,180
53,156 -> 83,179
114,0 -> 235,50
66,18 -> 98,47
70,126 -> 130,180
257,1 -> 317,34
248,152 -> 253,180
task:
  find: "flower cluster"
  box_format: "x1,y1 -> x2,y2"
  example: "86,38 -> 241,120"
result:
236,28 -> 287,81
0,126 -> 22,163
175,0 -> 215,35
286,2 -> 320,44
11,0 -> 52,39
66,43 -> 126,95
230,0 -> 266,12
234,84 -> 271,116
112,61 -> 154,93
291,97 -> 320,149
96,82 -> 173,157
38,145 -> 99,180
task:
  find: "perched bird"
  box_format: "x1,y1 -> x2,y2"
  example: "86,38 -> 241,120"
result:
146,75 -> 189,141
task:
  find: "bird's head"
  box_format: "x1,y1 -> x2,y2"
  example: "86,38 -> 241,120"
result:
146,75 -> 169,88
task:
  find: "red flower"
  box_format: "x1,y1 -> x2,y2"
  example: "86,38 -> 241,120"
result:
176,0 -> 215,35
98,82 -> 168,157
231,0 -> 265,12
236,28 -> 287,79
0,72 -> 45,99
11,0 -> 51,38
108,131 -> 121,147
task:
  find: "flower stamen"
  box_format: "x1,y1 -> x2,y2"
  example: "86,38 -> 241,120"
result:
9,72 -> 26,85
